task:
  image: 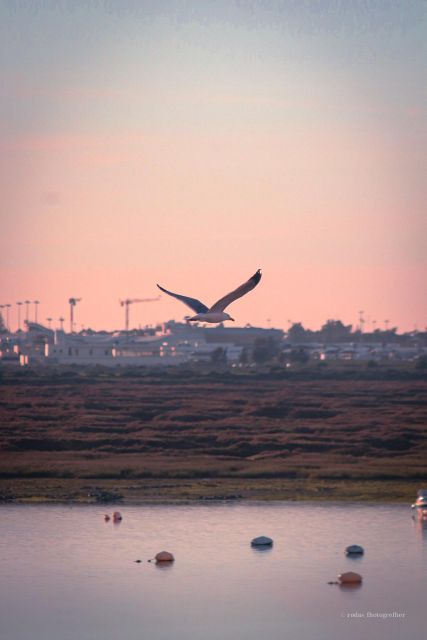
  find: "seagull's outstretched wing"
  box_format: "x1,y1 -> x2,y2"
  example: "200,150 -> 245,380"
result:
157,284 -> 209,314
209,269 -> 262,312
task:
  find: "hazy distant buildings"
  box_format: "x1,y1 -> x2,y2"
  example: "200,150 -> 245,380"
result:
0,317 -> 425,367
203,325 -> 283,345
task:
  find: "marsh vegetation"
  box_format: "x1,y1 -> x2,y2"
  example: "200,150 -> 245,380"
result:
1,363 -> 426,502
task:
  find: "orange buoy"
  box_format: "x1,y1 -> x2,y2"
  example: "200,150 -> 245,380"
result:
155,551 -> 175,563
338,571 -> 362,585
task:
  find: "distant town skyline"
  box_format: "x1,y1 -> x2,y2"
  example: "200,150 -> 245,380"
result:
1,2 -> 426,333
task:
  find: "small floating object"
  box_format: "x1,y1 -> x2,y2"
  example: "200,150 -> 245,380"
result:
251,536 -> 273,547
104,514 -> 110,522
134,559 -> 142,563
345,545 -> 364,555
411,488 -> 427,509
113,511 -> 122,521
338,571 -> 363,585
155,551 -> 175,563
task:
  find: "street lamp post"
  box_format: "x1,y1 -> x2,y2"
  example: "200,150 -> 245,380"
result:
5,304 -> 11,331
16,302 -> 23,331
24,300 -> 31,325
34,300 -> 40,323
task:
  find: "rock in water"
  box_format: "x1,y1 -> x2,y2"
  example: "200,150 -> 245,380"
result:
251,536 -> 273,547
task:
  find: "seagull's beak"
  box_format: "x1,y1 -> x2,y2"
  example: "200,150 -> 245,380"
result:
229,317 -> 235,322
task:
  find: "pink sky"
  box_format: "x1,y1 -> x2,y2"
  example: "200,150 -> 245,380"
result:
1,2 -> 426,332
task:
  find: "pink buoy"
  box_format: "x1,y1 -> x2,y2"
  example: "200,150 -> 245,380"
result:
155,551 -> 175,563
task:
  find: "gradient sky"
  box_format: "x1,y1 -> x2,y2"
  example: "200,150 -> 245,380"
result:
1,1 -> 426,332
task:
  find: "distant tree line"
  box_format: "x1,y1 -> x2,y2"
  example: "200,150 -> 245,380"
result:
220,320 -> 427,367
286,319 -> 426,345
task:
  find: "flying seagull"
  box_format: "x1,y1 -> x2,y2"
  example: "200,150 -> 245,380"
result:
157,269 -> 262,324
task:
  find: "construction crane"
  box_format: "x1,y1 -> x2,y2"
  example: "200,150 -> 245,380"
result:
68,298 -> 82,333
120,297 -> 160,332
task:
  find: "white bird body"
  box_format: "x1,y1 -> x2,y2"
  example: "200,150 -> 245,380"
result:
188,311 -> 232,323
157,269 -> 262,324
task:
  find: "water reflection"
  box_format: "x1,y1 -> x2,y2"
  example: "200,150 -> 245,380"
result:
338,582 -> 363,590
154,561 -> 175,572
412,510 -> 427,540
345,554 -> 363,562
251,545 -> 273,554
0,503 -> 424,640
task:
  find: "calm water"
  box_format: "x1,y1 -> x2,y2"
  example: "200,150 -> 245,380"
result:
0,503 -> 425,640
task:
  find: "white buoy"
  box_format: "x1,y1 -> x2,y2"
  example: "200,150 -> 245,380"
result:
113,511 -> 122,522
345,545 -> 364,555
155,551 -> 175,563
338,571 -> 362,585
251,536 -> 273,547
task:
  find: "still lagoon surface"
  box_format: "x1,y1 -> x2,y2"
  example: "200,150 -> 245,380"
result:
0,502 -> 425,640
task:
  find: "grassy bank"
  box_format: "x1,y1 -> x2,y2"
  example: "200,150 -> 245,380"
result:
0,477 -> 423,504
